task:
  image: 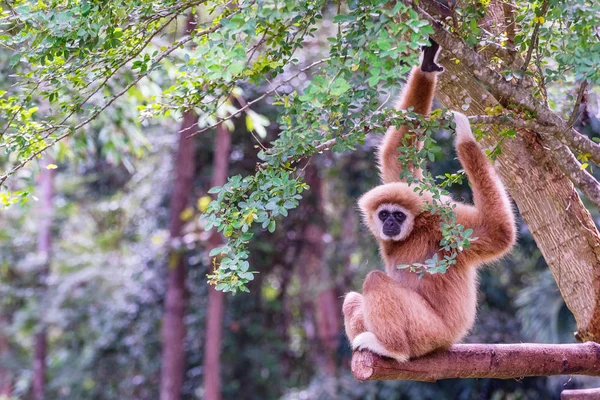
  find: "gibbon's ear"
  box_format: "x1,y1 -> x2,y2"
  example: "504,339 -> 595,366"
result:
420,37 -> 444,73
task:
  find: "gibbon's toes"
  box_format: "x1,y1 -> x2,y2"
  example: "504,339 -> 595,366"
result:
452,111 -> 475,145
352,332 -> 409,363
342,291 -> 363,315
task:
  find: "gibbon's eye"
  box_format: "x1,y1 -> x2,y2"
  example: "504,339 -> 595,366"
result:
393,211 -> 406,222
378,210 -> 389,221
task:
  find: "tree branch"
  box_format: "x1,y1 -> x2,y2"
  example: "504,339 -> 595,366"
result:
468,115 -> 600,209
186,57 -> 331,138
351,343 -> 600,382
0,8 -> 239,186
543,135 -> 600,209
561,388 -> 600,400
414,0 -> 600,166
567,80 -> 588,128
520,0 -> 549,76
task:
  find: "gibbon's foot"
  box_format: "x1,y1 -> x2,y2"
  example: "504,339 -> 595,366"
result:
352,332 -> 409,363
420,37 -> 444,73
452,111 -> 476,145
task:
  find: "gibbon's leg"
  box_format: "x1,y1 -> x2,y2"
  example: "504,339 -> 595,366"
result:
378,39 -> 442,184
342,292 -> 367,341
354,271 -> 450,362
453,112 -> 517,262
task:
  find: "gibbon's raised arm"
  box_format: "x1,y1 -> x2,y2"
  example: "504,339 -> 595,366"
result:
452,112 -> 517,263
378,40 -> 442,184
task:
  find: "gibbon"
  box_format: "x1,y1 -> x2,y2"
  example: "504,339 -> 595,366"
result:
342,40 -> 516,362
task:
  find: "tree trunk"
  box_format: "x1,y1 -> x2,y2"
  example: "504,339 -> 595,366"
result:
297,164 -> 341,375
33,158 -> 55,400
159,110 -> 198,400
202,123 -> 231,400
351,343 -> 600,381
434,50 -> 600,343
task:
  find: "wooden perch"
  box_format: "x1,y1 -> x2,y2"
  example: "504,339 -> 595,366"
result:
351,343 -> 600,382
561,388 -> 600,400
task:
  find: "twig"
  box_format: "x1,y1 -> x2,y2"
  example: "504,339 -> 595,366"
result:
256,91 -> 393,169
0,9 -> 240,185
520,0 -> 549,78
567,80 -> 588,128
186,57 -> 331,138
535,46 -> 548,106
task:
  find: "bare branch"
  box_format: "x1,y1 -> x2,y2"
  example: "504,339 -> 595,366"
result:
469,114 -> 557,132
502,1 -> 516,52
544,135 -> 600,209
468,115 -> 600,208
520,0 -> 549,77
567,80 -> 588,128
186,57 -> 331,138
351,343 -> 600,382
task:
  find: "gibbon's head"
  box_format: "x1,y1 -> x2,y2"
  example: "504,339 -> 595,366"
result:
358,182 -> 431,242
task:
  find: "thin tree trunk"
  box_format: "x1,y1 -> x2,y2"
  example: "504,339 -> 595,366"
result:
297,165 -> 340,376
202,123 -> 231,400
33,158 -> 55,400
160,110 -> 198,400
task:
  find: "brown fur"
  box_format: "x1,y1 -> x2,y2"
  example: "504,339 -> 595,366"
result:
378,68 -> 437,184
343,66 -> 516,362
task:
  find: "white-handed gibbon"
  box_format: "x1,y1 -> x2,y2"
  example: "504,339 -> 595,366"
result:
342,39 -> 516,362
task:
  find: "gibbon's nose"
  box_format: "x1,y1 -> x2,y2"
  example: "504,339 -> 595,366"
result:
383,221 -> 401,237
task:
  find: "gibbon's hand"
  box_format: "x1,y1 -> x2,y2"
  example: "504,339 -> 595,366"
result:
452,111 -> 476,145
420,37 -> 444,73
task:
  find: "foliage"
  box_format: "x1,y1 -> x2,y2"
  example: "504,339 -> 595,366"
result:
1,0 -> 599,292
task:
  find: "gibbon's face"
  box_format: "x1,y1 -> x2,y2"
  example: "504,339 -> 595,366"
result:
373,203 -> 415,241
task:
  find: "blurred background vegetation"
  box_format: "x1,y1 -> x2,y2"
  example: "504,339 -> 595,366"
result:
0,0 -> 599,399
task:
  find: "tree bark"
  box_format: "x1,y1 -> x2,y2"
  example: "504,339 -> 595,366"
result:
433,52 -> 600,343
202,123 -> 231,400
159,110 -> 198,400
33,158 -> 55,400
351,343 -> 600,381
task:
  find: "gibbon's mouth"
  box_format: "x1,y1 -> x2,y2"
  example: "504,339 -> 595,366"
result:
382,224 -> 401,237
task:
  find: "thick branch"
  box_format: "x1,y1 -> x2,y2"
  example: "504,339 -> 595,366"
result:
562,388 -> 600,400
414,0 -> 600,166
470,115 -> 600,207
351,343 -> 600,382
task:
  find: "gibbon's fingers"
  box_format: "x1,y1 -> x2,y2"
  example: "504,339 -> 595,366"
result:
420,37 -> 444,73
452,111 -> 475,145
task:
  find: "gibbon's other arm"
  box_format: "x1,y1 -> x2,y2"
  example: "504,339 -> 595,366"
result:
453,112 -> 517,263
378,39 -> 442,184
